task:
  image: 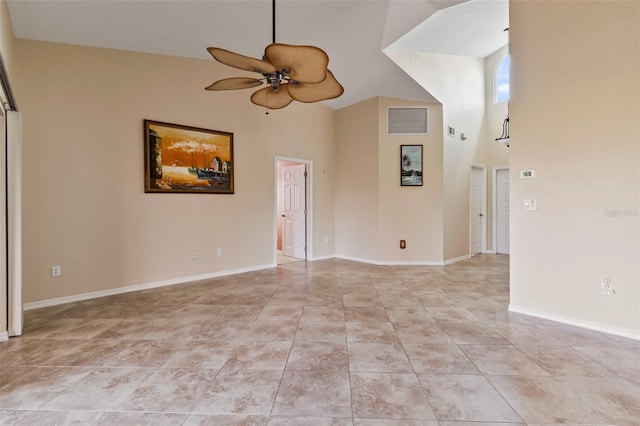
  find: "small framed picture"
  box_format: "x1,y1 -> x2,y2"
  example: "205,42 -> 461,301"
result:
400,145 -> 423,186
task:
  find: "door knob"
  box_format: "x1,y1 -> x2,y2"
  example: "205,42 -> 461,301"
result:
479,213 -> 484,217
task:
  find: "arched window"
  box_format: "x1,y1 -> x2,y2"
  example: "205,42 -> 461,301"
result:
495,53 -> 510,102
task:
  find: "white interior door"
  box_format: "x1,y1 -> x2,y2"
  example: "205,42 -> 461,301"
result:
282,164 -> 306,259
496,168 -> 510,254
470,166 -> 484,255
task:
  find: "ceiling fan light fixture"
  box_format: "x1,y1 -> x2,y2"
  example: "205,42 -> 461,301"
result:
287,70 -> 344,103
251,86 -> 294,109
264,43 -> 329,84
205,77 -> 263,91
204,0 -> 343,111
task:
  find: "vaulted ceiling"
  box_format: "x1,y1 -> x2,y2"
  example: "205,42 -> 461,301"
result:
7,0 -> 508,110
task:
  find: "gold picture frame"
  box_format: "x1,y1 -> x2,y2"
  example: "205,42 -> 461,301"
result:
144,120 -> 234,194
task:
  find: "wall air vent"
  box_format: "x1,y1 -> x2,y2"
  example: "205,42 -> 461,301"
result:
387,107 -> 428,135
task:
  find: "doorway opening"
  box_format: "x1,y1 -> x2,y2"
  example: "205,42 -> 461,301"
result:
275,157 -> 312,265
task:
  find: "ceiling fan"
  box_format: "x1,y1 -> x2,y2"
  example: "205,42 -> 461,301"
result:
205,0 -> 344,112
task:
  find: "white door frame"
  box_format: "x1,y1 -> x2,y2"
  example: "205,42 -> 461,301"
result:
6,110 -> 22,337
492,166 -> 509,255
274,156 -> 313,264
469,164 -> 487,255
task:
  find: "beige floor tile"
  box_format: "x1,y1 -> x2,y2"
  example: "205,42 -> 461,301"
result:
217,305 -> 264,321
285,340 -> 349,371
0,367 -> 94,409
295,321 -> 346,343
344,306 -> 390,322
354,420 -> 439,426
537,324 -> 624,347
385,307 -> 435,323
348,342 -> 413,373
491,324 -> 567,346
518,345 -> 617,377
243,320 -> 298,342
440,322 -> 509,345
403,343 -> 480,374
350,372 -> 436,420
301,306 -> 345,322
460,345 -> 549,376
552,376 -> 640,426
486,375 -> 612,424
272,371 -> 352,417
573,346 -> 640,379
184,414 -> 269,425
268,416 -> 352,425
256,306 -> 303,321
161,340 -> 236,369
393,322 -> 454,345
192,369 -> 283,415
419,374 -> 522,422
0,410 -> 188,425
126,368 -> 218,412
346,322 -> 399,343
222,341 -> 292,370
42,367 -> 155,411
102,340 -> 177,367
427,307 -> 482,323
7,255 -> 638,424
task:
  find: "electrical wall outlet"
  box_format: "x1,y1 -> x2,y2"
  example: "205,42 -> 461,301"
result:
192,251 -> 198,260
217,248 -> 223,256
600,278 -> 615,295
400,240 -> 406,249
51,266 -> 61,277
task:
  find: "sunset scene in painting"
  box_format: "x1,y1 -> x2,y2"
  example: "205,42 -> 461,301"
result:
145,121 -> 234,193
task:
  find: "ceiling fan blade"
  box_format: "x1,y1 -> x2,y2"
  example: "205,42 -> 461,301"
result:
207,47 -> 277,74
250,86 -> 294,110
264,43 -> 329,84
205,77 -> 263,91
287,70 -> 344,103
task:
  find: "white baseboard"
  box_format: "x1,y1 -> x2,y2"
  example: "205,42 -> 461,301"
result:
335,254 -> 445,266
484,250 -> 497,254
509,304 -> 640,341
24,263 -> 274,311
310,254 -> 335,261
0,331 -> 8,342
444,254 -> 471,265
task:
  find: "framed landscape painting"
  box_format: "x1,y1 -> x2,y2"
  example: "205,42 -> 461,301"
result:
400,144 -> 423,186
144,120 -> 234,194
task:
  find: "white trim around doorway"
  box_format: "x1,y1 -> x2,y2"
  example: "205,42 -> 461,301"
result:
492,165 -> 509,255
274,156 -> 313,264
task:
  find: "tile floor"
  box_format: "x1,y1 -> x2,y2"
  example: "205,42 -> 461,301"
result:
1,255 -> 639,425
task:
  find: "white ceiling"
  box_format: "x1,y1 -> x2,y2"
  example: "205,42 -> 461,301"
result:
7,0 -> 508,110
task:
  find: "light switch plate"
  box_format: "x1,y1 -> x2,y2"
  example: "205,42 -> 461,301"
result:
523,199 -> 537,211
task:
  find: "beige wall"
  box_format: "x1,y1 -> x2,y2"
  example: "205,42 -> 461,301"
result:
377,97 -> 444,262
14,39 -> 337,304
384,51 -> 489,261
335,98 -> 380,261
335,96 -> 444,263
510,1 -> 640,335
